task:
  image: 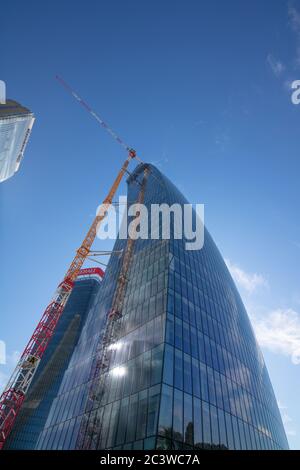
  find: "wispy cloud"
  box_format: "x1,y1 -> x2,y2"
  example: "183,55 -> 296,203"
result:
288,3 -> 300,70
0,350 -> 20,393
278,400 -> 297,436
251,308 -> 300,365
267,54 -> 286,77
225,259 -> 268,293
215,130 -> 230,151
267,3 -> 300,97
295,45 -> 300,68
288,3 -> 300,34
226,257 -> 300,367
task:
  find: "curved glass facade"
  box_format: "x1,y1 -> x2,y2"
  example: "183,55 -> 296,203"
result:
0,100 -> 35,183
37,163 -> 288,450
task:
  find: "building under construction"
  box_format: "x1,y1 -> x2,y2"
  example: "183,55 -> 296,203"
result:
4,269 -> 103,449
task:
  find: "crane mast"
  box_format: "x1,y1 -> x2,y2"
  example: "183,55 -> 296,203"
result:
76,167 -> 149,449
0,151 -> 136,449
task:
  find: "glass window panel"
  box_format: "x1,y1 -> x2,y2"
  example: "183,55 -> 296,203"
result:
182,297 -> 189,323
184,393 -> 194,446
173,388 -> 183,442
70,416 -> 82,450
175,317 -> 183,350
151,344 -> 163,385
163,344 -> 174,386
158,385 -> 173,437
244,423 -> 251,450
115,398 -> 128,446
193,397 -> 203,449
174,293 -> 182,319
211,341 -> 219,371
238,419 -> 247,450
220,374 -> 231,413
144,437 -> 156,449
167,290 -> 174,315
53,423 -> 63,450
140,350 -> 151,390
249,426 -> 256,450
125,394 -> 138,443
174,348 -> 183,390
183,321 -> 191,354
149,296 -> 156,319
198,333 -> 206,363
106,401 -> 120,448
133,439 -> 143,450
231,415 -> 241,450
190,326 -> 198,359
136,390 -> 148,440
214,370 -> 223,410
156,437 -> 173,450
166,313 -> 174,345
207,366 -> 216,406
204,335 -> 213,368
217,407 -> 227,449
191,358 -> 201,398
189,302 -> 196,326
47,424 -> 58,449
210,405 -> 220,448
147,385 -> 160,437
123,442 -> 133,450
202,401 -> 211,447
200,362 -> 209,402
92,408 -> 104,450
183,353 -> 192,394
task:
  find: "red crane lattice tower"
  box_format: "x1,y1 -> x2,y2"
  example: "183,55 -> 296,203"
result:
0,76 -> 140,449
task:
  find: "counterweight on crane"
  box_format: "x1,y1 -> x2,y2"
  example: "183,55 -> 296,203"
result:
0,118 -> 138,449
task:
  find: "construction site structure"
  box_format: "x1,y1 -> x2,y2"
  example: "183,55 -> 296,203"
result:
0,150 -> 138,449
0,74 -> 155,449
76,167 -> 150,449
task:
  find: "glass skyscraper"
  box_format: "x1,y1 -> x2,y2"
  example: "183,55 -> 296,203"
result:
36,163 -> 289,450
4,269 -> 103,449
0,99 -> 34,183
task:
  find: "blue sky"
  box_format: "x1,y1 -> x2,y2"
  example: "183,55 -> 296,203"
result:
1,0 -> 300,449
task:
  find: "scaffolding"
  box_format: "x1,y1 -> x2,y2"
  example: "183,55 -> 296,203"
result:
76,167 -> 149,449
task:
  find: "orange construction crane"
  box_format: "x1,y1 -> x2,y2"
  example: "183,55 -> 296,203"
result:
0,77 -> 139,449
76,166 -> 150,449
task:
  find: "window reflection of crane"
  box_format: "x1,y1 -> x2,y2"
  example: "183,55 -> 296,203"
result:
0,77 -> 151,449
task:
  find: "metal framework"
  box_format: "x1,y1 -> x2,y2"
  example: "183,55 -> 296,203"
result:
76,167 -> 149,449
0,76 -> 152,450
0,152 -> 136,449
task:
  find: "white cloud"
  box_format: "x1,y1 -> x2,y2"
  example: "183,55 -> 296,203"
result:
225,259 -> 268,293
0,350 -> 20,394
267,54 -> 286,77
288,3 -> 300,70
251,309 -> 300,365
295,45 -> 300,68
8,350 -> 20,367
278,401 -> 297,437
288,3 -> 300,34
0,371 -> 9,393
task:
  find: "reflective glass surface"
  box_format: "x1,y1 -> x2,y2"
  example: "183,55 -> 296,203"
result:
5,277 -> 100,449
37,164 -> 288,450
